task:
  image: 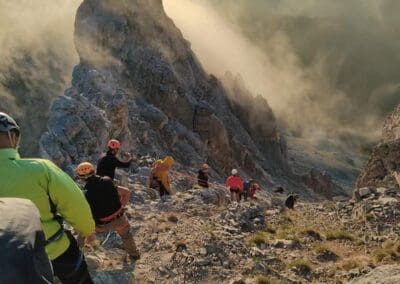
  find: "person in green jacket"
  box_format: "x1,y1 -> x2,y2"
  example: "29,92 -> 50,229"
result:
0,112 -> 96,284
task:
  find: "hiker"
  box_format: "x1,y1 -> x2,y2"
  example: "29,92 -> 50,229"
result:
197,163 -> 209,188
97,139 -> 132,180
148,156 -> 175,198
76,162 -> 140,259
243,179 -> 254,201
248,183 -> 261,200
285,194 -> 298,209
0,112 -> 96,284
225,169 -> 244,202
0,198 -> 54,284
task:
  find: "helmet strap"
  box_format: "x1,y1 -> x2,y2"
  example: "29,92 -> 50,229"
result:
7,131 -> 20,149
7,131 -> 19,149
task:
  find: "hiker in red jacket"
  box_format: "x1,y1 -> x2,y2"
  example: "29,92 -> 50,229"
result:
225,169 -> 243,202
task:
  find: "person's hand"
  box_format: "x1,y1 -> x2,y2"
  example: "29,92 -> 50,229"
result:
123,152 -> 132,160
117,186 -> 131,207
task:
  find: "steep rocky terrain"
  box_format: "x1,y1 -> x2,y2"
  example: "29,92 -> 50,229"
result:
79,164 -> 400,283
357,104 -> 400,188
40,0 -> 292,191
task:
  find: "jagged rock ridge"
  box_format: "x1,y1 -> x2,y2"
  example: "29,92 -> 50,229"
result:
40,0 -> 287,182
357,104 -> 400,188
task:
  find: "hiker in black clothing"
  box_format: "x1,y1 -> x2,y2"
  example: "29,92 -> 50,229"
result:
197,163 -> 209,188
76,162 -> 140,259
243,179 -> 254,201
97,139 -> 132,180
285,194 -> 298,209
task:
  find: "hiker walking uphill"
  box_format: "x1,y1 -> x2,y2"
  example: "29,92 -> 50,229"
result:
97,139 -> 132,180
0,198 -> 54,284
149,156 -> 175,198
198,163 -> 209,188
0,112 -> 96,284
247,183 -> 261,200
243,179 -> 254,201
225,169 -> 244,202
76,162 -> 140,259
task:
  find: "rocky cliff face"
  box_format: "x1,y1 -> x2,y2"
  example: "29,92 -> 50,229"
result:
357,104 -> 400,188
0,51 -> 73,156
40,0 -> 287,181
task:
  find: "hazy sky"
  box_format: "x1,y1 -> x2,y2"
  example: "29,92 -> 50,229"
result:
164,0 -> 400,142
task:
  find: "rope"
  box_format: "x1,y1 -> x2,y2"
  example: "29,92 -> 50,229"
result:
170,170 -> 228,190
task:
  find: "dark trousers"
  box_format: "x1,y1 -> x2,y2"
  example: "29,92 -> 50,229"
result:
159,183 -> 170,197
51,233 -> 93,284
151,179 -> 170,197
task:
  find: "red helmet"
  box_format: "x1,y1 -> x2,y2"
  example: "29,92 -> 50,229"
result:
107,139 -> 121,150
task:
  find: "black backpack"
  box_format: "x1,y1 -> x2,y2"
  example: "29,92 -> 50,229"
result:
0,198 -> 54,284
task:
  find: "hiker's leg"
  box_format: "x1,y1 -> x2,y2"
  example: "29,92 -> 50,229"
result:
115,215 -> 140,259
52,232 -> 93,284
159,182 -> 167,198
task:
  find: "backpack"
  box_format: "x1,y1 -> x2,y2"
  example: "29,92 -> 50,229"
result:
0,198 -> 54,284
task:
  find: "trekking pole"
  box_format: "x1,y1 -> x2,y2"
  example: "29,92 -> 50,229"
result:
101,232 -> 112,246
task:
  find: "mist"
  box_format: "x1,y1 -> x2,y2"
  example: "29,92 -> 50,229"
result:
163,0 -> 400,146
0,0 -> 81,155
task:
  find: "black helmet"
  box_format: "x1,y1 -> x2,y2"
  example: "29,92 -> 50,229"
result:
0,112 -> 20,134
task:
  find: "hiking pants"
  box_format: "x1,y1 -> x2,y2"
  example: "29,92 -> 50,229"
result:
51,232 -> 93,284
150,179 -> 170,198
96,214 -> 139,256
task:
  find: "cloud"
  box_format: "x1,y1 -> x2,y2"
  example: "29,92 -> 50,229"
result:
0,0 -> 82,155
163,0 -> 400,145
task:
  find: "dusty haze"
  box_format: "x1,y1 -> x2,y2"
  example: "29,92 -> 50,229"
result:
164,0 -> 400,147
0,0 -> 81,155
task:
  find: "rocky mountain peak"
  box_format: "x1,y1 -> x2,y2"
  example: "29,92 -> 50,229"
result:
40,0 -> 287,182
357,104 -> 400,188
382,104 -> 400,143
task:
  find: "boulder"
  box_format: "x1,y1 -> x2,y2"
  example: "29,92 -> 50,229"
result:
349,265 -> 400,284
357,104 -> 400,189
302,169 -> 335,199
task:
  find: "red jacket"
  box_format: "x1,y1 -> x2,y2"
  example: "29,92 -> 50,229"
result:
225,175 -> 244,192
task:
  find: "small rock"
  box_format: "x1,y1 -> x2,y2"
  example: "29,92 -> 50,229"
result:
86,255 -> 102,271
378,197 -> 398,206
200,248 -> 207,256
270,239 -> 299,249
359,187 -> 372,198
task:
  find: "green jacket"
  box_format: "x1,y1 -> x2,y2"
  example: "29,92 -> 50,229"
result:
0,148 -> 95,260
